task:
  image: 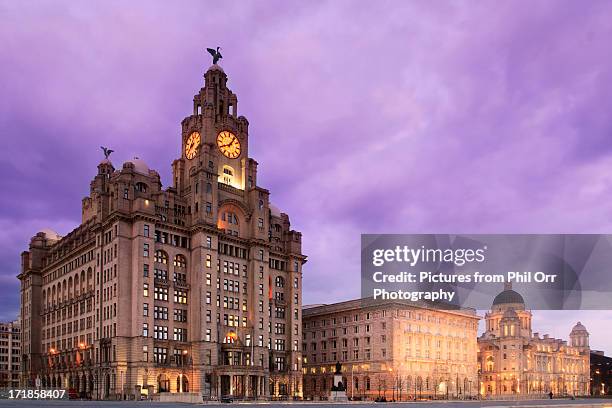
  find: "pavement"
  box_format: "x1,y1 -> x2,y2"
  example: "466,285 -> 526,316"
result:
0,398 -> 611,408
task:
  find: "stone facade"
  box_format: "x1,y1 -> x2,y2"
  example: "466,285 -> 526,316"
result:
18,64 -> 306,400
478,284 -> 590,397
0,320 -> 20,388
302,298 -> 479,401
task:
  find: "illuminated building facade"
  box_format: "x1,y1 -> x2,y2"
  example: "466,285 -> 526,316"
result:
478,284 -> 590,397
302,299 -> 479,400
18,63 -> 306,400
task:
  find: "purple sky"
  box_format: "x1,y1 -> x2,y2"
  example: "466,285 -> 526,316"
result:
2,1 -> 612,353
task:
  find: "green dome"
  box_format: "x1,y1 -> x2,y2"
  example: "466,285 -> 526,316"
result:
492,289 -> 524,306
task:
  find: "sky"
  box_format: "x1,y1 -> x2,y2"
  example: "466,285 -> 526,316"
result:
2,0 -> 612,353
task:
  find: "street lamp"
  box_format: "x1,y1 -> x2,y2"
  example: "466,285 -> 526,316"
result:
389,368 -> 394,401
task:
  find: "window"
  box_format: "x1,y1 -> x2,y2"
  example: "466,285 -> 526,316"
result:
222,166 -> 234,184
154,286 -> 168,301
142,345 -> 149,362
154,325 -> 168,340
143,303 -> 149,317
143,224 -> 150,237
143,264 -> 149,277
258,218 -> 264,228
174,309 -> 188,322
153,347 -> 167,364
275,356 -> 286,371
275,276 -> 285,287
154,269 -> 168,280
143,283 -> 149,297
174,254 -> 187,268
143,323 -> 149,337
206,254 -> 212,268
143,244 -> 149,258
174,327 -> 187,342
155,250 -> 168,264
174,290 -> 188,304
154,306 -> 168,320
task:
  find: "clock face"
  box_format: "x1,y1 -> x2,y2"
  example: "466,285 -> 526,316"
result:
185,131 -> 201,159
217,131 -> 241,159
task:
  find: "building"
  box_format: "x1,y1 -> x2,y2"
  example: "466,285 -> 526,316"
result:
302,298 -> 480,401
478,284 -> 590,397
0,320 -> 21,388
590,351 -> 612,396
18,61 -> 306,400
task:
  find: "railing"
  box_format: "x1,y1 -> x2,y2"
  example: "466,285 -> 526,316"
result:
174,280 -> 190,289
218,182 -> 243,196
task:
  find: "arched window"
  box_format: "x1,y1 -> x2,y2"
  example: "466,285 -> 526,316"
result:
275,276 -> 285,288
174,254 -> 187,268
177,375 -> 189,393
221,211 -> 239,225
155,250 -> 168,264
157,374 -> 169,393
486,356 -> 494,372
135,182 -> 148,193
221,166 -> 234,185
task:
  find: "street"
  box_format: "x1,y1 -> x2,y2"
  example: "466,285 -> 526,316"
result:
0,398 -> 610,408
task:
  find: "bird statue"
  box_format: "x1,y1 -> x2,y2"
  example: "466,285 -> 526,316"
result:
100,146 -> 114,159
206,46 -> 223,65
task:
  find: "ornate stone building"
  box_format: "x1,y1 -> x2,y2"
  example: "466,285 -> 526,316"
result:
0,320 -> 21,388
18,62 -> 306,400
302,298 -> 480,401
478,284 -> 590,397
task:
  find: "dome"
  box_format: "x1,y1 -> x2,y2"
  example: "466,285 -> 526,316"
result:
270,204 -> 282,218
39,228 -> 61,241
571,322 -> 588,333
208,64 -> 224,73
502,308 -> 518,319
125,157 -> 150,175
492,289 -> 525,306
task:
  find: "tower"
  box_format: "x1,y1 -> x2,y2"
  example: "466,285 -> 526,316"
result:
569,322 -> 589,351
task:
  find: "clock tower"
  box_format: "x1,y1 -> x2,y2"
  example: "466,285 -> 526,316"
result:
173,63 -> 254,224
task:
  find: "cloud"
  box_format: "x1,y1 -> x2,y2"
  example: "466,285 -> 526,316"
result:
1,0 -> 612,351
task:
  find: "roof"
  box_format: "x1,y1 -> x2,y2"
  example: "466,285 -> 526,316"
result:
125,157 -> 149,175
492,289 -> 525,306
